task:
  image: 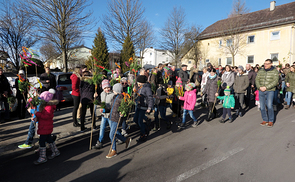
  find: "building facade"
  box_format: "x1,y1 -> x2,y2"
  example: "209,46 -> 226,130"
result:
141,48 -> 174,67
182,1 -> 295,69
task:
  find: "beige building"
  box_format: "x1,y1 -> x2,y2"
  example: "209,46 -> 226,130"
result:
182,1 -> 295,69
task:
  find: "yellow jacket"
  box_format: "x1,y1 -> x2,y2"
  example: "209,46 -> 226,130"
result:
166,87 -> 174,103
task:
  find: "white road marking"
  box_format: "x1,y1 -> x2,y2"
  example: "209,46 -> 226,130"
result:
167,147 -> 244,182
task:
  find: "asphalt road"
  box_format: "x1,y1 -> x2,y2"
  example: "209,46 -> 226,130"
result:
1,102 -> 295,182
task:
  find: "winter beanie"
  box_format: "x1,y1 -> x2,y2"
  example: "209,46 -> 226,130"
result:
168,80 -> 173,86
113,83 -> 123,94
185,83 -> 195,91
224,86 -> 231,94
137,75 -> 147,83
102,79 -> 111,89
238,65 -> 244,71
39,91 -> 55,102
176,77 -> 182,84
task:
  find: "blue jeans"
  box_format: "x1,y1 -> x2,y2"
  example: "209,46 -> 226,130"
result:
285,92 -> 293,106
182,109 -> 197,124
25,120 -> 36,145
154,105 -> 167,123
109,120 -> 126,151
259,91 -> 275,122
133,108 -> 146,135
98,117 -> 110,143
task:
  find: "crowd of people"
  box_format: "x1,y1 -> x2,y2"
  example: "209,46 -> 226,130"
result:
1,58 -> 295,163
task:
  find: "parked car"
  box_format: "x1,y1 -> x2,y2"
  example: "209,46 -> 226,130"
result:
51,72 -> 73,102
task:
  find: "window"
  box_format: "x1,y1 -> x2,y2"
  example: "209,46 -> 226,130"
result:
226,57 -> 232,65
248,36 -> 255,43
162,61 -> 165,63
271,31 -> 280,40
271,53 -> 279,63
188,61 -> 192,64
150,53 -> 152,56
162,52 -> 165,55
226,39 -> 232,46
219,40 -> 222,48
247,56 -> 254,64
205,59 -> 210,63
166,57 -> 168,61
218,58 -> 221,65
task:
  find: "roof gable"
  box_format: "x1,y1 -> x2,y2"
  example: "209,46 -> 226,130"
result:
199,1 -> 295,40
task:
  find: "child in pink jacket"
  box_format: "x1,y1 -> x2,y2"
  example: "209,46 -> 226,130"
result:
178,83 -> 198,128
254,90 -> 260,110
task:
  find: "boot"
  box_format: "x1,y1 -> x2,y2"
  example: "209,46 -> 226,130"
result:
166,121 -> 171,129
92,141 -> 103,149
206,112 -> 212,122
48,142 -> 60,159
34,147 -> 47,165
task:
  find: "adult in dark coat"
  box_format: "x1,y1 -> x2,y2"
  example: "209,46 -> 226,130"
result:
156,63 -> 164,85
203,68 -> 219,121
179,65 -> 189,86
40,67 -> 56,92
245,64 -> 256,107
168,66 -> 177,85
15,70 -> 28,119
0,67 -> 10,121
79,71 -> 95,131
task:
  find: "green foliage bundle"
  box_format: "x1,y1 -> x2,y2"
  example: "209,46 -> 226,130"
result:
18,80 -> 30,93
118,93 -> 134,117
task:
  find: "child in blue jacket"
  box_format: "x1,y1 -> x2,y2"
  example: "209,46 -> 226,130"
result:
217,86 -> 235,123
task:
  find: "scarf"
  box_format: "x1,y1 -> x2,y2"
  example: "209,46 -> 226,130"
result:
208,74 -> 217,79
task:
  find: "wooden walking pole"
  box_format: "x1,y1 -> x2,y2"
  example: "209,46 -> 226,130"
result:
35,65 -> 38,77
108,116 -> 122,155
89,104 -> 96,150
25,66 -> 28,79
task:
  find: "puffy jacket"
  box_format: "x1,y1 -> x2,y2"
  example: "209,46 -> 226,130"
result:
285,71 -> 295,92
70,72 -> 81,96
35,100 -> 58,135
100,91 -> 115,118
233,73 -> 249,93
0,74 -> 9,95
179,89 -> 197,110
136,83 -> 154,110
255,66 -> 279,91
204,75 -> 218,103
254,90 -> 259,101
217,95 -> 235,109
201,71 -> 210,90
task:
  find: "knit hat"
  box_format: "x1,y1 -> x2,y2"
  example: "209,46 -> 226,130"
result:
39,90 -> 55,102
102,79 -> 111,89
168,80 -> 173,85
113,83 -> 123,94
224,86 -> 231,94
185,83 -> 195,91
137,75 -> 147,83
18,70 -> 25,75
176,77 -> 182,84
121,77 -> 127,82
238,65 -> 244,71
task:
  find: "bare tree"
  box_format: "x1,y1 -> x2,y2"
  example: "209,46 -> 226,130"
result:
0,1 -> 38,70
160,6 -> 187,67
181,25 -> 202,65
102,0 -> 147,48
19,0 -> 94,72
39,41 -> 60,62
137,20 -> 155,65
229,0 -> 250,17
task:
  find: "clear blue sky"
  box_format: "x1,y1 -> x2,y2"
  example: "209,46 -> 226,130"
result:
84,0 -> 295,52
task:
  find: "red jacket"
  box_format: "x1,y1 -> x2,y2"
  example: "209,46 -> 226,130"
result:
70,73 -> 80,96
35,104 -> 56,135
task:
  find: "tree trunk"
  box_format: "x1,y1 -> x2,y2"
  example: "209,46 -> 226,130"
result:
232,55 -> 235,66
62,49 -> 68,72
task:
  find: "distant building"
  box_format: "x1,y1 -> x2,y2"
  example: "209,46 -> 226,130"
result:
141,48 -> 174,67
109,52 -> 121,70
47,45 -> 92,69
182,1 -> 295,68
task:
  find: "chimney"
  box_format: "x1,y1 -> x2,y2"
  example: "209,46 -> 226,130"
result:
270,1 -> 276,11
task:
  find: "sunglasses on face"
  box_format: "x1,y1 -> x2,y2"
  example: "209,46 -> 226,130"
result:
122,82 -> 128,85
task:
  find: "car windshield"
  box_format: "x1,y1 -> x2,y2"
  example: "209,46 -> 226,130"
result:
58,74 -> 71,85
